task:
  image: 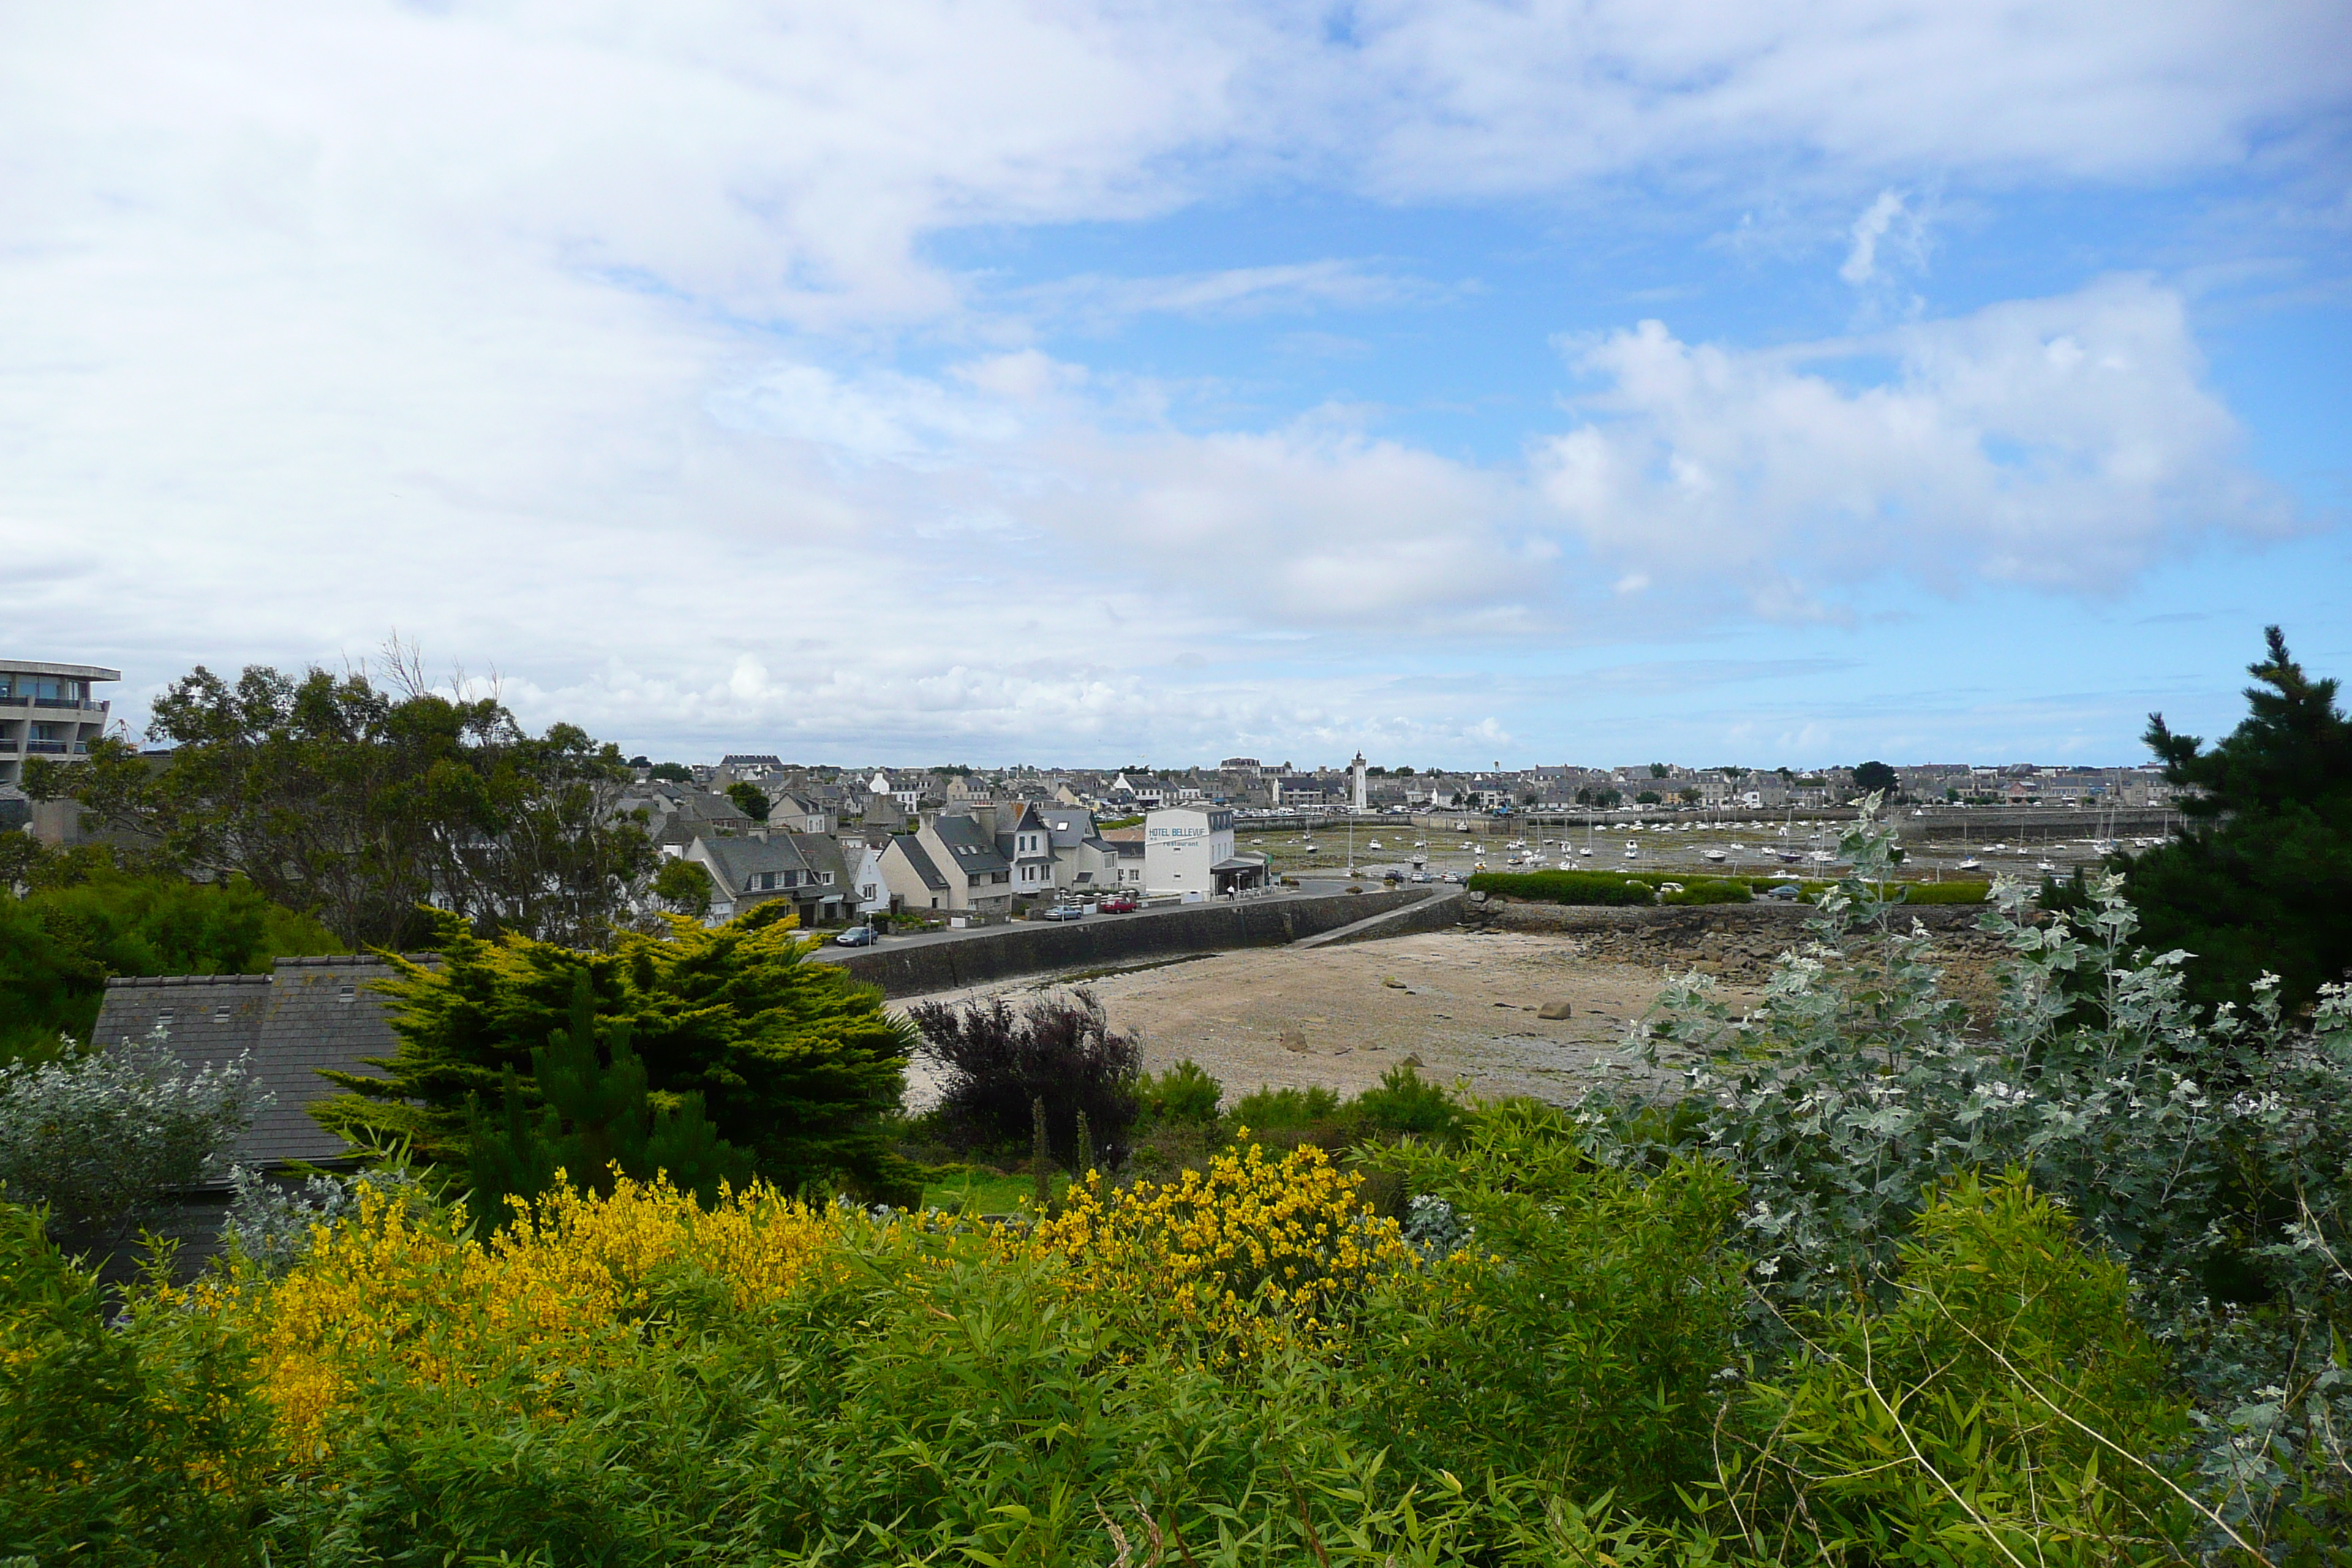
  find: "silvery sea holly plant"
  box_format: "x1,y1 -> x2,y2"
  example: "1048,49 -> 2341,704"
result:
1568,795 -> 2352,1555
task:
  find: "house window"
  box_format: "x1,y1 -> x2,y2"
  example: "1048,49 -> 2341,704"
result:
338,984 -> 357,1003
157,1008 -> 174,1027
213,1005 -> 231,1025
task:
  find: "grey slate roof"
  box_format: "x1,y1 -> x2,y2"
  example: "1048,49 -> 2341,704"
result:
694,833 -> 815,897
92,956 -> 409,1172
931,813 -> 1011,874
1041,809 -> 1096,850
788,831 -> 851,889
888,834 -> 949,890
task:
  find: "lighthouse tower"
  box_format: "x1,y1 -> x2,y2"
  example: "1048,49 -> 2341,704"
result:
1351,751 -> 1369,812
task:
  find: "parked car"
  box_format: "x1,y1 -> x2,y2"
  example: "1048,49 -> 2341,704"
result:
1039,904 -> 1088,921
1764,883 -> 1803,900
1409,871 -> 1433,883
1095,894 -> 1138,913
834,925 -> 879,946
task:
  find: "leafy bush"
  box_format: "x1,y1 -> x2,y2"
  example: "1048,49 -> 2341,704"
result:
0,1202 -> 268,1565
221,1164 -> 421,1278
1661,877 -> 1752,905
1365,1105 -> 1746,1513
1352,1063 -> 1466,1140
1135,1056 -> 1223,1125
1737,1172 -> 2198,1564
1575,796 -> 2352,1553
0,865 -> 339,1062
906,987 -> 1142,1166
1469,869 -> 1656,905
0,1031 -> 261,1249
1227,1081 -> 1341,1129
314,908 -> 911,1196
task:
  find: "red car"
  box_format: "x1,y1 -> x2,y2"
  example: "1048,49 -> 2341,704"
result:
1095,894 -> 1139,913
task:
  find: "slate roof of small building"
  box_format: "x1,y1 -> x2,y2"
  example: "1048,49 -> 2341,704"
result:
788,831 -> 851,887
93,957 -> 413,1173
887,834 -> 949,890
1041,810 -> 1095,850
931,814 -> 1011,874
693,834 -> 815,897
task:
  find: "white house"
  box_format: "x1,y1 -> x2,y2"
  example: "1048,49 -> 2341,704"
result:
1144,806 -> 1262,897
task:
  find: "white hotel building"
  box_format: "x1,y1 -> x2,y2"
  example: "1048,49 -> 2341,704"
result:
1143,806 -> 1266,897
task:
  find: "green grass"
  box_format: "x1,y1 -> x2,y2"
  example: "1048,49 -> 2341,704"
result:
916,1166 -> 1063,1216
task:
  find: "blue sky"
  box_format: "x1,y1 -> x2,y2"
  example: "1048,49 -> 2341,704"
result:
4,1 -> 2347,770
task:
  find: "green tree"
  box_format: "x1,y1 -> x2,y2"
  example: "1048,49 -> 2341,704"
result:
725,781 -> 772,822
314,907 -> 914,1194
646,761 -> 693,783
1635,790 -> 1661,804
466,973 -> 752,1221
36,663 -> 656,951
648,857 -> 713,919
2132,625 -> 2351,1014
1852,759 -> 1899,796
1,864 -> 340,1062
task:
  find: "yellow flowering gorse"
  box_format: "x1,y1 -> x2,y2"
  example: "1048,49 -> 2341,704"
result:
194,1173 -> 838,1462
1020,1138 -> 1420,1360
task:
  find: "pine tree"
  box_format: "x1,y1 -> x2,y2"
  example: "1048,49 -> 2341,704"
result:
2130,626 -> 2351,1015
465,973 -> 753,1223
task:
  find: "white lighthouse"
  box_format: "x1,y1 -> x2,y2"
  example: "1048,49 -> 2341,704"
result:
1351,751 -> 1368,813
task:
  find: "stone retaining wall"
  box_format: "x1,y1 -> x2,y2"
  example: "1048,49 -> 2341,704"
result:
830,888 -> 1439,997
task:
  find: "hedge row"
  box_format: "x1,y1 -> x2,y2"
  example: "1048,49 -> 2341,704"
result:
1469,870 -> 1994,907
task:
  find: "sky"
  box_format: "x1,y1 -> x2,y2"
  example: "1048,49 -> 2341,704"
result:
5,1 -> 2348,772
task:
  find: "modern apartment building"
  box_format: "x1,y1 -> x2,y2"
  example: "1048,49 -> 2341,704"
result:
0,660 -> 118,787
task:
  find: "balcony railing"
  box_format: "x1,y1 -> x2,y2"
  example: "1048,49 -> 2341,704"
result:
23,740 -> 71,754
0,697 -> 103,711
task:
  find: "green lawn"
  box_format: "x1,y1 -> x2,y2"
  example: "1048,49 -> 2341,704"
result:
917,1167 -> 1066,1217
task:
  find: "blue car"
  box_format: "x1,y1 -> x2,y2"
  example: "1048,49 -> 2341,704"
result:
834,925 -> 880,946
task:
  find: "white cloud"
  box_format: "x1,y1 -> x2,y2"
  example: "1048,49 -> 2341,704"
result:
1841,191 -> 1915,286
0,2 -> 2336,760
1533,276 -> 2293,613
1323,0 -> 2349,195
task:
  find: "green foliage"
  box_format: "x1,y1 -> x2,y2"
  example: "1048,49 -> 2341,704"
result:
0,1038 -> 260,1250
1852,760 -> 1899,796
1635,790 -> 1662,804
1738,1172 -> 2197,1564
467,973 -> 753,1221
1661,878 -> 1753,905
648,855 -> 714,918
2133,625 -> 2352,1014
1229,1082 -> 1343,1129
0,865 -> 339,1061
724,780 -> 771,821
646,761 -> 693,783
1365,1108 -> 1746,1512
1136,1057 -> 1224,1126
0,1203 -> 267,1564
1573,796 -> 2352,1552
1352,1063 -> 1467,1141
1470,869 -> 1659,905
314,909 -> 913,1195
42,662 -> 656,950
